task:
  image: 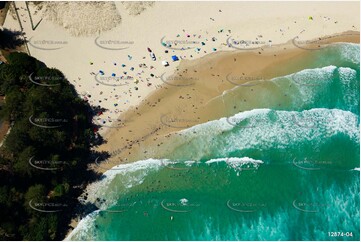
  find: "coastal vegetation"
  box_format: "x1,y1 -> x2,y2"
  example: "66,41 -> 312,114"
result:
0,52 -> 98,240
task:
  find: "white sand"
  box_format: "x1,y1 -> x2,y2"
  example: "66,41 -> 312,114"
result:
3,1 -> 359,135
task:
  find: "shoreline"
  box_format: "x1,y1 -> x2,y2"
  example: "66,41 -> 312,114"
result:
3,1 -> 360,137
92,31 -> 359,172
65,33 -> 359,238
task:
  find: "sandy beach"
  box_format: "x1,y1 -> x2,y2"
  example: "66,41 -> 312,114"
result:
2,1 -> 359,136
91,32 -> 359,170
1,1 -> 360,238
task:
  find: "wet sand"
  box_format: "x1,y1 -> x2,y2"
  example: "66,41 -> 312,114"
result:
92,32 -> 360,172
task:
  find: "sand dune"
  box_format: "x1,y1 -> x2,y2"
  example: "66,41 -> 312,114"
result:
121,1 -> 154,16
43,1 -> 122,36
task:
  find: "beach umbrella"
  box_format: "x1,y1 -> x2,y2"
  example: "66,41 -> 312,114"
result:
171,55 -> 179,61
308,16 -> 313,20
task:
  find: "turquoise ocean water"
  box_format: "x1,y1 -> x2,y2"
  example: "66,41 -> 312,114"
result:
67,43 -> 360,241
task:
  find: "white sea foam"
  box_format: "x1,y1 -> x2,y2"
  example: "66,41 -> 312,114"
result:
184,160 -> 199,166
337,43 -> 360,65
206,157 -> 263,165
206,157 -> 264,172
338,67 -> 358,109
338,67 -> 357,82
290,65 -> 336,85
84,159 -> 168,205
287,65 -> 337,104
179,108 -> 271,138
174,108 -> 359,160
65,210 -> 100,241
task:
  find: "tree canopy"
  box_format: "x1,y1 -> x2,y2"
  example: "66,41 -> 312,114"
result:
0,52 -> 98,240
